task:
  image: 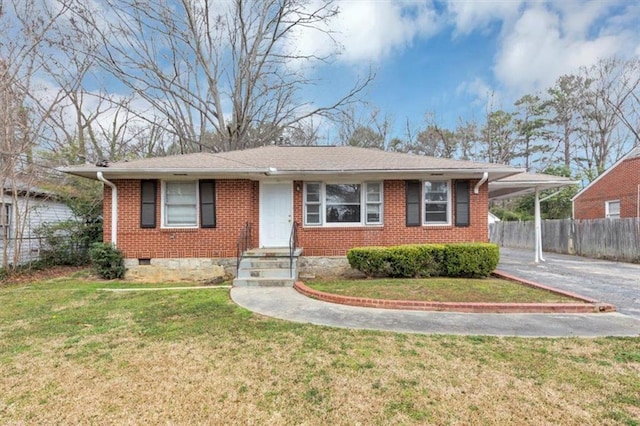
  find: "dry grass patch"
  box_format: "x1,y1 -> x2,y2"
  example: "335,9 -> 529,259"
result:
0,276 -> 638,425
306,277 -> 581,303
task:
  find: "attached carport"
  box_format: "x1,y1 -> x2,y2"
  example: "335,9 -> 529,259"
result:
489,172 -> 579,263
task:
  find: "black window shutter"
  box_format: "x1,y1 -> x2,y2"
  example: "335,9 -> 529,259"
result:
406,180 -> 421,226
455,180 -> 470,227
140,180 -> 157,228
199,180 -> 216,228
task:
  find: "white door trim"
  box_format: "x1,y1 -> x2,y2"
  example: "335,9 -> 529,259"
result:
259,181 -> 293,248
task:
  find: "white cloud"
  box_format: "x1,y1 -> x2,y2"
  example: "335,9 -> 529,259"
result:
287,0 -> 442,65
446,0 -> 524,35
452,1 -> 640,101
494,5 -> 622,92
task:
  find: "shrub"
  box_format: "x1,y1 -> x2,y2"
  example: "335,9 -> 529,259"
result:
385,245 -> 446,278
36,219 -> 102,266
347,247 -> 388,277
35,187 -> 103,267
414,244 -> 447,277
89,243 -> 125,279
347,243 -> 499,278
385,245 -> 421,277
443,243 -> 500,278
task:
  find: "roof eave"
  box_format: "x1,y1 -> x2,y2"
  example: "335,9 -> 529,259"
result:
60,166 -> 524,181
58,167 -> 273,180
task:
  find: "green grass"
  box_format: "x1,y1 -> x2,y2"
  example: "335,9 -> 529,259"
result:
305,277 -> 581,303
0,273 -> 638,424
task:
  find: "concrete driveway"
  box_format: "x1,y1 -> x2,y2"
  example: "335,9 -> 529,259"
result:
498,247 -> 640,319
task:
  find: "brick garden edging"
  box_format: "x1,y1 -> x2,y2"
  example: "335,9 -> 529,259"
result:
293,271 -> 616,314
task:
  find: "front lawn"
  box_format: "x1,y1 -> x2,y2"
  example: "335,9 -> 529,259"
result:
0,273 -> 638,424
305,277 -> 581,303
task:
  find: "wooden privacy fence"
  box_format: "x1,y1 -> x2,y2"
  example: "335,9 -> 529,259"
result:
490,218 -> 640,263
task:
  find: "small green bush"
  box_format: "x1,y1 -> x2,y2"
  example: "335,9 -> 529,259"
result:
89,243 -> 125,279
347,247 -> 388,277
443,243 -> 500,278
385,245 -> 421,277
347,243 -> 499,278
385,245 -> 446,278
413,244 -> 447,277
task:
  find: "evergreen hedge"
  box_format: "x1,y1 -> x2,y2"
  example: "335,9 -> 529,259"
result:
347,243 -> 499,278
89,243 -> 125,279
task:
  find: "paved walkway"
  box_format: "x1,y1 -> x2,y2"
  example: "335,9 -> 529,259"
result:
230,248 -> 640,337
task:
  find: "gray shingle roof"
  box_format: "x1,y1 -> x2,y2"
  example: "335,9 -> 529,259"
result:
60,145 -> 522,179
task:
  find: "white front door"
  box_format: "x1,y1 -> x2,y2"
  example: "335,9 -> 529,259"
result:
259,182 -> 293,247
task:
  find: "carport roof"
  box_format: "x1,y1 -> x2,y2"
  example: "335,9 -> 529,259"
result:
489,172 -> 579,200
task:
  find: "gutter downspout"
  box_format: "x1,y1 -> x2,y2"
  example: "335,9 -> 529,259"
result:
474,172 -> 489,194
97,172 -> 117,247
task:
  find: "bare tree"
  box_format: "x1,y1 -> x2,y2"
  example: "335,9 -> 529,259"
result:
336,107 -> 391,149
0,0 -> 72,268
575,58 -> 631,178
453,118 -> 479,161
70,0 -> 373,153
601,57 -> 640,148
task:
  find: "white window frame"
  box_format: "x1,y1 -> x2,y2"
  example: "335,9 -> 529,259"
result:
303,182 -> 322,226
423,180 -> 451,226
161,180 -> 199,228
605,200 -> 620,219
303,181 -> 383,227
364,182 -> 383,225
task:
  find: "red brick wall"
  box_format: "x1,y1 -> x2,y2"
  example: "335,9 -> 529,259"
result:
293,180 -> 489,256
104,179 -> 259,259
105,178 -> 489,259
573,157 -> 640,219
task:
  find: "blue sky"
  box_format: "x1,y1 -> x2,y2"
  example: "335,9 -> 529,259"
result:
297,0 -> 640,139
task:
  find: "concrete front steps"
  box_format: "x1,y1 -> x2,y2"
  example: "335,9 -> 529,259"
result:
233,248 -> 303,287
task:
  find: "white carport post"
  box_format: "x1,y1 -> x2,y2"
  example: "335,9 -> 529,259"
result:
534,186 -> 544,263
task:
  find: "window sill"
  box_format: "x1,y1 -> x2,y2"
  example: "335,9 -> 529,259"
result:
303,224 -> 384,229
159,227 -> 199,233
421,224 -> 453,229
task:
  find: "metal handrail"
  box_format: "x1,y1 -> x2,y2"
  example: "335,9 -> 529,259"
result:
236,222 -> 252,276
288,221 -> 298,278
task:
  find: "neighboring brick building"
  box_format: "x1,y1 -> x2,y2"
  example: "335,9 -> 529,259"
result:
62,145 -> 524,281
572,147 -> 640,220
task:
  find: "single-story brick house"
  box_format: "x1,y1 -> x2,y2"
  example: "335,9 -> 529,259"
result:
61,145 -> 524,282
572,146 -> 640,220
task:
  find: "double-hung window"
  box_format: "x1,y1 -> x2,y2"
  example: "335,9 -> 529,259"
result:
424,180 -> 450,225
365,182 -> 383,224
164,181 -> 198,227
605,200 -> 620,219
304,183 -> 322,225
304,182 -> 383,226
